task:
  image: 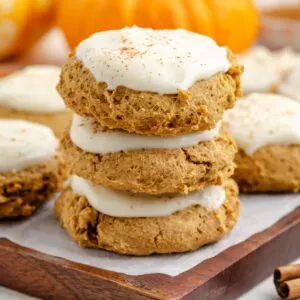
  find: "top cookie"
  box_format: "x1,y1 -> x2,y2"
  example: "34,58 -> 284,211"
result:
58,27 -> 242,136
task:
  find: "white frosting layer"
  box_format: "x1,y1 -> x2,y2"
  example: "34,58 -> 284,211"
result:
239,46 -> 300,93
0,65 -> 66,113
0,120 -> 58,172
70,175 -> 226,217
70,114 -> 221,153
75,27 -> 230,94
278,65 -> 300,103
224,93 -> 300,155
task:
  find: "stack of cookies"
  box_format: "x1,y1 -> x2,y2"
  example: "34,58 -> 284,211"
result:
55,27 -> 243,255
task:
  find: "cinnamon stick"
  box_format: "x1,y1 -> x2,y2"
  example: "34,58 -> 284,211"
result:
277,278 -> 300,300
274,265 -> 300,283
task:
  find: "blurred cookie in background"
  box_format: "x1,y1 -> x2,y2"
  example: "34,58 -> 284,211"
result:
0,119 -> 68,218
224,93 -> 300,193
239,46 -> 300,94
277,63 -> 300,102
0,65 -> 72,137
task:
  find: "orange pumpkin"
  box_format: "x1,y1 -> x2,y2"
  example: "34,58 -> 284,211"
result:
0,0 -> 56,60
57,0 -> 259,53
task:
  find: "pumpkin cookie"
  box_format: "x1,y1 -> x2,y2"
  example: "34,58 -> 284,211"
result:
239,46 -> 300,94
0,65 -> 72,137
55,178 -> 240,255
58,27 -> 242,136
60,116 -> 237,195
55,27 -> 241,255
224,93 -> 300,193
0,120 -> 68,218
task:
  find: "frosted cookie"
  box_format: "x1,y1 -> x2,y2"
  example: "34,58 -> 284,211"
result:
58,27 -> 242,136
277,64 -> 300,103
0,120 -> 68,218
239,46 -> 300,94
224,93 -> 300,193
60,114 -> 237,195
0,65 -> 72,137
55,178 -> 239,255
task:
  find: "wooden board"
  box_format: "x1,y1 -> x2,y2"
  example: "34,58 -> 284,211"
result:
0,207 -> 299,300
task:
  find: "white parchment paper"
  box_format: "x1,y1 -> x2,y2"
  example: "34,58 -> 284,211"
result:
0,194 -> 299,277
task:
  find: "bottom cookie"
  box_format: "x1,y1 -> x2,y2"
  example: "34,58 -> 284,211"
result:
55,180 -> 240,256
0,155 -> 68,218
234,145 -> 300,193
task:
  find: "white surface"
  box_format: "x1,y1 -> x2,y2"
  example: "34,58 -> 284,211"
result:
0,287 -> 37,300
0,120 -> 58,172
239,46 -> 300,94
76,27 -> 230,94
70,114 -> 221,153
71,175 -> 226,217
2,257 -> 300,300
224,93 -> 300,155
0,65 -> 65,113
0,193 -> 299,277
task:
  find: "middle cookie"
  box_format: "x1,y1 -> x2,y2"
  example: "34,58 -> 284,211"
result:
61,114 -> 237,195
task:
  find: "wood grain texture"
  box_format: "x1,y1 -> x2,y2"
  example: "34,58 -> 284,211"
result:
0,207 -> 299,300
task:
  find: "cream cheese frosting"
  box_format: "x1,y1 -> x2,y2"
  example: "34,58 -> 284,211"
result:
75,27 -> 230,94
278,64 -> 300,102
70,175 -> 226,217
0,65 -> 66,113
239,46 -> 300,93
0,119 -> 58,172
70,114 -> 221,153
224,93 -> 300,154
